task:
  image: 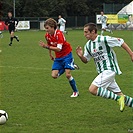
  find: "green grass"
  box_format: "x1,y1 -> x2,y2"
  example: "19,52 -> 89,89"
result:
0,30 -> 133,133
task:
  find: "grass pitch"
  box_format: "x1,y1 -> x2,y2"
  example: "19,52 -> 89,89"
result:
0,30 -> 133,133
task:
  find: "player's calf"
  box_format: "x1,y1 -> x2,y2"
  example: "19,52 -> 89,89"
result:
65,73 -> 72,80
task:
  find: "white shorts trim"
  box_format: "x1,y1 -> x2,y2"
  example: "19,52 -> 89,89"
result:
92,70 -> 121,93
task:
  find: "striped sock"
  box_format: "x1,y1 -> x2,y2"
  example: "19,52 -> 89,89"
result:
125,95 -> 133,107
97,87 -> 120,101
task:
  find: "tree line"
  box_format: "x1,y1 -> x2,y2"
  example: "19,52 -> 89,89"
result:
0,0 -> 132,19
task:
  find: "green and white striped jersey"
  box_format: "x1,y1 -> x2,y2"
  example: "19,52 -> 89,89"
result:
84,35 -> 124,75
99,15 -> 107,24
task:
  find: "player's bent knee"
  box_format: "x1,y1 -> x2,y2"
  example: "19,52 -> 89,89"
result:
89,87 -> 97,95
66,74 -> 71,79
51,75 -> 58,79
11,33 -> 14,36
51,70 -> 59,79
51,73 -> 58,79
89,87 -> 93,93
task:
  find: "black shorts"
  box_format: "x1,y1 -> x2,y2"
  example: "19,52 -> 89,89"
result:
9,27 -> 15,33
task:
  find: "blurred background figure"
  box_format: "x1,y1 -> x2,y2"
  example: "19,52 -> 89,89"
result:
98,11 -> 113,35
5,11 -> 19,46
0,31 -> 3,38
58,15 -> 68,34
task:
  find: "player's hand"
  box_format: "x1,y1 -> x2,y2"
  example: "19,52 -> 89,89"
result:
39,40 -> 47,48
50,55 -> 54,61
76,46 -> 83,57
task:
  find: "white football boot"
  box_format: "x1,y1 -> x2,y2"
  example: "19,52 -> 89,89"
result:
70,92 -> 79,98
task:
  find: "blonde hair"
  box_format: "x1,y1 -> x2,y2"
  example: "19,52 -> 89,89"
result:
44,18 -> 57,29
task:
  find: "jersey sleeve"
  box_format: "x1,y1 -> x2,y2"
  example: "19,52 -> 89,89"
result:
56,31 -> 65,45
83,43 -> 92,61
105,36 -> 124,47
61,18 -> 66,23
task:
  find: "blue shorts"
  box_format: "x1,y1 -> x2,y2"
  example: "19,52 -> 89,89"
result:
52,52 -> 75,71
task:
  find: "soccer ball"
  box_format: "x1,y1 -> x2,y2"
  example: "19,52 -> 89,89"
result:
0,110 -> 8,125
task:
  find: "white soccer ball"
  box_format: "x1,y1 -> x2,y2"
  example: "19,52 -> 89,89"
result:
0,110 -> 8,125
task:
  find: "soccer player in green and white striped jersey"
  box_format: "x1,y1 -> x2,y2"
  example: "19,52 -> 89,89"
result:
98,11 -> 113,35
76,23 -> 133,112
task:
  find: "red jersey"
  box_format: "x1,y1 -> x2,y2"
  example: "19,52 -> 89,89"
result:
45,29 -> 72,58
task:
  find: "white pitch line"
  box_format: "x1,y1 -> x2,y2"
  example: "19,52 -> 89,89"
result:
0,65 -> 49,70
0,65 -> 93,73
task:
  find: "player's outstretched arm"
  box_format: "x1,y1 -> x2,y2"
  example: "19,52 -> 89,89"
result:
76,46 -> 88,63
121,42 -> 133,62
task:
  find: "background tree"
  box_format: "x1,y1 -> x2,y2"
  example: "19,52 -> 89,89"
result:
66,0 -> 89,16
0,0 -> 132,18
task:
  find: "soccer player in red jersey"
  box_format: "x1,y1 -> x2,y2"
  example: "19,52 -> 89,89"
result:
39,18 -> 79,97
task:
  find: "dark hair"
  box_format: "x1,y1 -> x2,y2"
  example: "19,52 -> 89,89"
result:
8,11 -> 12,14
84,23 -> 97,33
44,18 -> 57,29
